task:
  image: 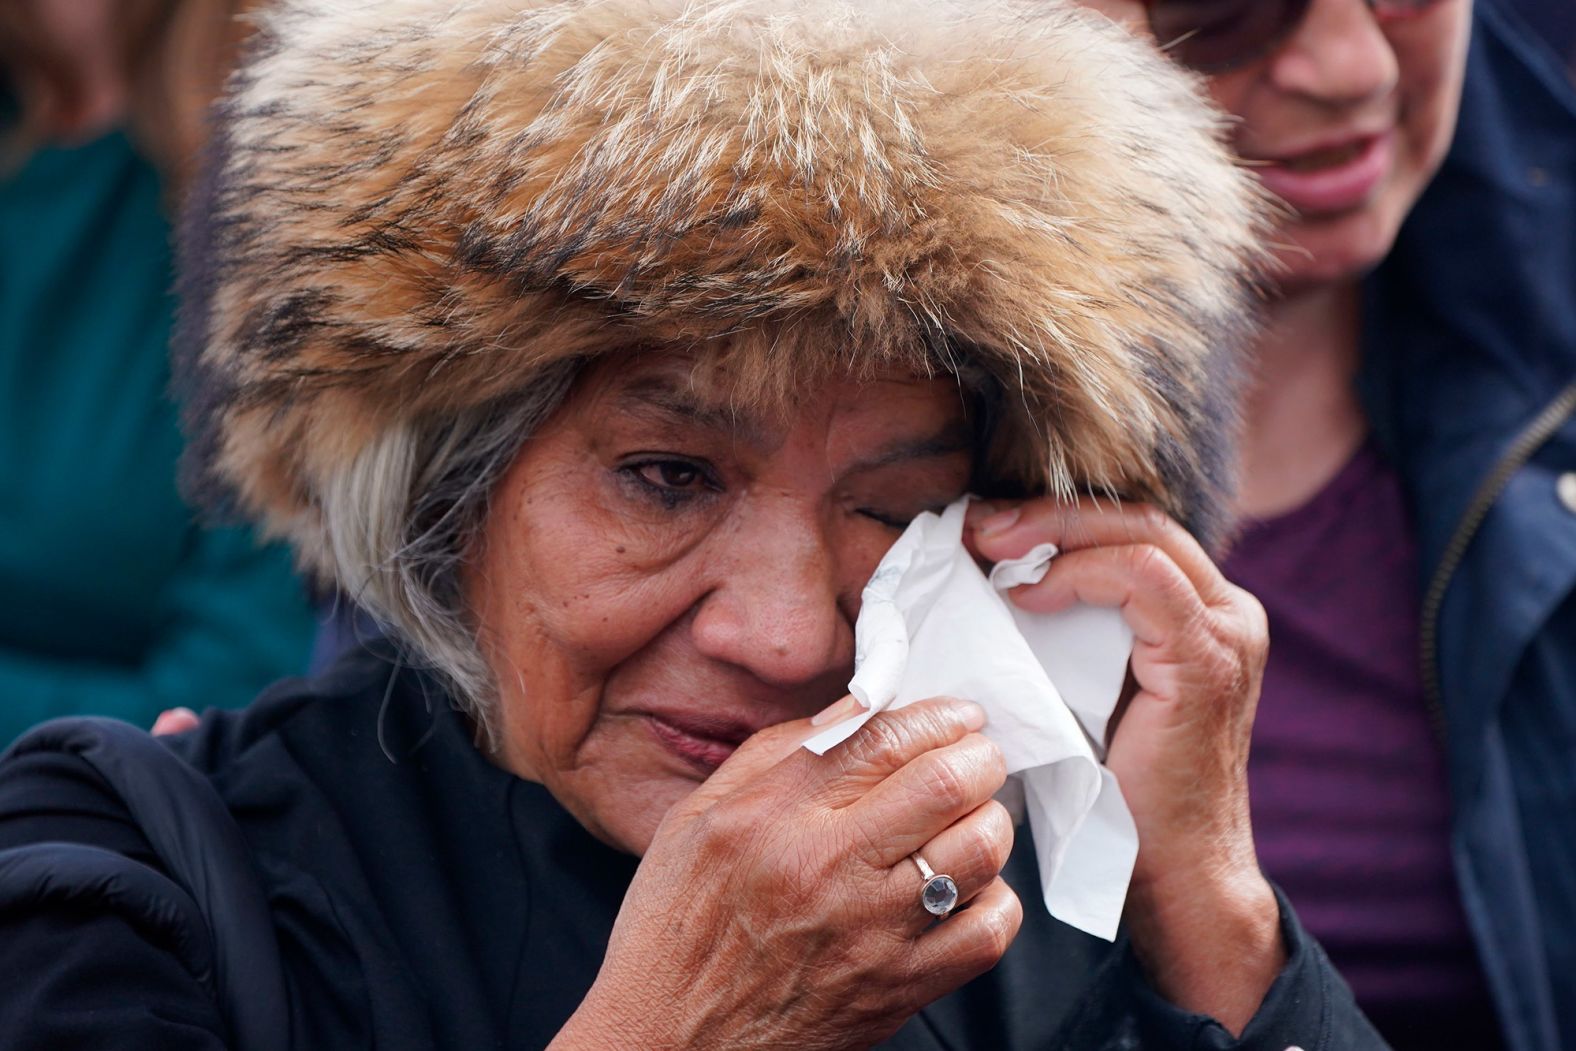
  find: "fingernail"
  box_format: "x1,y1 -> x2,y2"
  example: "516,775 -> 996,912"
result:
956,701 -> 987,730
812,694 -> 862,726
976,507 -> 1021,537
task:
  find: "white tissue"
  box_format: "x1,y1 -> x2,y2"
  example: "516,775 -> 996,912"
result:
802,498 -> 1137,940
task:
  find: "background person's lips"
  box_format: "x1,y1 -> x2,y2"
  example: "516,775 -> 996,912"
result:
1253,130 -> 1395,217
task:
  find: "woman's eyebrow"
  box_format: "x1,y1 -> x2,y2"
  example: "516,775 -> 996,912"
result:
843,429 -> 974,475
613,380 -> 767,443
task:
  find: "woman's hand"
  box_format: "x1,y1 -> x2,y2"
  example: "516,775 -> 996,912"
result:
551,699 -> 1021,1051
966,498 -> 1283,1035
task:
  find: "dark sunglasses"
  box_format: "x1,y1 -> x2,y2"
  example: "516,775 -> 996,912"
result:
1144,0 -> 1447,73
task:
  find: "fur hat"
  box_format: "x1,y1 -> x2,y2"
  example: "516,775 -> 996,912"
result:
178,0 -> 1266,580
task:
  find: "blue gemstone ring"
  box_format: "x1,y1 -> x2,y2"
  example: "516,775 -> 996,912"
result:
911,853 -> 959,917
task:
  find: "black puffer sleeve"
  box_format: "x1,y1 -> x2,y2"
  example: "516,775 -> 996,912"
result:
0,840 -> 230,1050
0,719 -> 286,1051
0,745 -> 230,1049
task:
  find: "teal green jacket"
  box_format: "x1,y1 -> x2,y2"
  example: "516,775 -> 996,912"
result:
0,127 -> 316,744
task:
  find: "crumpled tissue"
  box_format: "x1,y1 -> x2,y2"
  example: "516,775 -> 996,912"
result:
803,497 -> 1137,940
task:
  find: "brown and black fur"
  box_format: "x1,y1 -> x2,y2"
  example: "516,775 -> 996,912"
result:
177,0 -> 1270,579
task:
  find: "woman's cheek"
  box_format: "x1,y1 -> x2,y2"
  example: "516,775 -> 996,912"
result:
1397,40 -> 1462,178
546,567 -> 704,667
835,517 -> 911,585
503,473 -> 713,649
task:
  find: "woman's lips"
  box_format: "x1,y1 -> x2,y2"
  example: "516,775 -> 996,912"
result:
1254,131 -> 1394,217
642,713 -> 753,773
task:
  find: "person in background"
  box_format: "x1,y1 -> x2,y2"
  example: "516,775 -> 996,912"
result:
0,0 -> 317,744
1066,2 -> 1573,1049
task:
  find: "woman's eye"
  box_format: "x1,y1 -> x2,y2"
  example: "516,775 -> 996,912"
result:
617,457 -> 721,509
636,460 -> 706,490
858,508 -> 915,530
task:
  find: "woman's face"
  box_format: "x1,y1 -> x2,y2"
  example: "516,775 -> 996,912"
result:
466,354 -> 974,854
1085,0 -> 1472,290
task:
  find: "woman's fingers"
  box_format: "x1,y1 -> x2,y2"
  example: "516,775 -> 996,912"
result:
683,697 -> 990,836
964,496 -> 1276,1009
841,734 -> 1008,868
1005,544 -> 1207,648
902,876 -> 1024,1005
804,697 -> 986,806
674,714 -> 829,817
968,498 -> 1228,604
886,799 -> 1015,924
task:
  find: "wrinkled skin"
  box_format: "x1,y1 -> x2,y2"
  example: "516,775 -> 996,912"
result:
467,354 -> 980,857
566,699 -> 1021,1050
966,498 -> 1279,1028
459,351 -> 1278,1047
471,355 -> 1022,1048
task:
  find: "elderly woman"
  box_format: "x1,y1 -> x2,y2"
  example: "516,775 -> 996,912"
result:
0,1 -> 1386,1048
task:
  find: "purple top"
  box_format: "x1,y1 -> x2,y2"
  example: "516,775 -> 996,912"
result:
1222,440 -> 1503,1049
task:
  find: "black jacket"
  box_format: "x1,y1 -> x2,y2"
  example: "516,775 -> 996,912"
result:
0,647 -> 1384,1050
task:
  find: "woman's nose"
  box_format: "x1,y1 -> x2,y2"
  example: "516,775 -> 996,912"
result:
1267,0 -> 1400,107
688,512 -> 854,688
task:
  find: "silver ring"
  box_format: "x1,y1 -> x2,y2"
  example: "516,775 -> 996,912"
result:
910,853 -> 959,917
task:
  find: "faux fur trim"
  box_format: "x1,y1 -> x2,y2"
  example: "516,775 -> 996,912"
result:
178,0 -> 1267,576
